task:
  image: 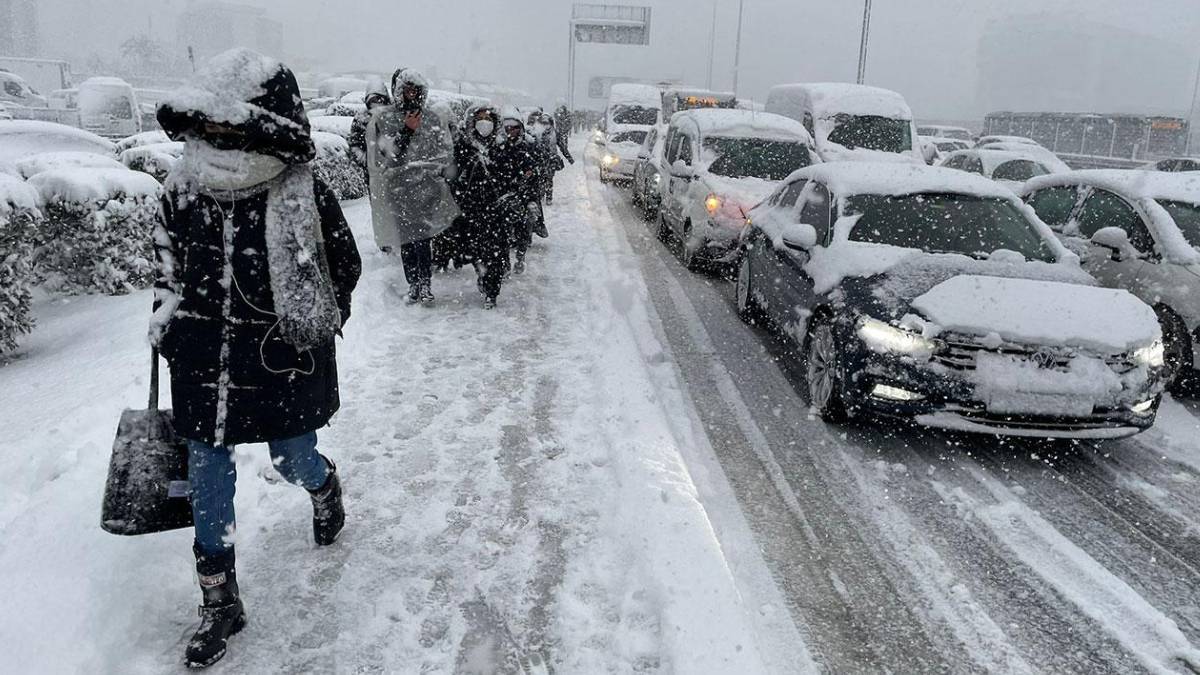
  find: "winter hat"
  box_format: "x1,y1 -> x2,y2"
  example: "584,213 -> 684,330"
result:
158,48 -> 316,165
363,78 -> 391,107
391,68 -> 430,111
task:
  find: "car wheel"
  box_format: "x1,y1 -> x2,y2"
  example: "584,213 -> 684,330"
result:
680,221 -> 703,272
656,210 -> 672,243
805,317 -> 850,423
736,254 -> 764,324
1158,307 -> 1194,394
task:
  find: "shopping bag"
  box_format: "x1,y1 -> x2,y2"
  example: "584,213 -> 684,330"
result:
101,349 -> 194,535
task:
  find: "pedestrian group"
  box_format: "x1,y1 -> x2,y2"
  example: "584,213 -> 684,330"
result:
142,48 -> 577,668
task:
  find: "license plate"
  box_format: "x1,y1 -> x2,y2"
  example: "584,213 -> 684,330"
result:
986,393 -> 1093,417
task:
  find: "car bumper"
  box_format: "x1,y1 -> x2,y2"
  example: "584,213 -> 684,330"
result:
844,346 -> 1158,439
692,219 -> 743,264
601,162 -> 635,178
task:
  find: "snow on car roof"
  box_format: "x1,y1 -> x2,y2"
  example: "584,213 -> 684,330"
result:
672,109 -> 813,143
0,120 -> 116,162
1024,169 -> 1200,202
770,83 -> 912,120
0,173 -> 40,217
27,167 -> 161,204
943,148 -> 1052,174
15,151 -> 125,179
114,130 -> 171,154
790,162 -> 1016,200
979,135 -> 1038,145
608,83 -> 661,109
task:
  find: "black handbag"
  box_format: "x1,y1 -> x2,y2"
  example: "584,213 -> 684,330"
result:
101,349 -> 194,535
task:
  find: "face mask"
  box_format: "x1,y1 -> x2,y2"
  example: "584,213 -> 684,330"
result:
188,139 -> 286,191
474,120 -> 495,137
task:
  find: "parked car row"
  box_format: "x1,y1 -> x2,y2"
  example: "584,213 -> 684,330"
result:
597,81 -> 1194,442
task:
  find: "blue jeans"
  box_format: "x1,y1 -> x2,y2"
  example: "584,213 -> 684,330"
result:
188,432 -> 330,555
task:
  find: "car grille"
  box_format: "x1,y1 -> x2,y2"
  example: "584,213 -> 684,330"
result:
946,406 -> 1132,431
933,336 -> 1135,374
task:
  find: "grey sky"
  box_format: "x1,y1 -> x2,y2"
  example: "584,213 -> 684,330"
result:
33,0 -> 1200,120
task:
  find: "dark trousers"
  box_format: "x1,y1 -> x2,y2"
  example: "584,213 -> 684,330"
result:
464,209 -> 508,299
400,238 -> 433,286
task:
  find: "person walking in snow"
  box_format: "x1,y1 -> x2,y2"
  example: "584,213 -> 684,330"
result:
348,80 -> 391,184
366,68 -> 458,304
528,110 -> 573,206
492,108 -> 543,275
451,104 -> 507,308
152,48 -> 362,669
554,104 -> 573,143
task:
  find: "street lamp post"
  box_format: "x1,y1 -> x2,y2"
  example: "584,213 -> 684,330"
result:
1187,50 -> 1200,155
732,0 -> 746,96
706,0 -> 718,89
856,0 -> 873,85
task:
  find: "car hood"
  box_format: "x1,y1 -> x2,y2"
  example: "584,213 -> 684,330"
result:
608,142 -> 643,160
909,274 -> 1159,353
703,174 -> 778,212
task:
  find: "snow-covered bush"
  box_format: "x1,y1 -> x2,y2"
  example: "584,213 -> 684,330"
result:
0,174 -> 41,353
324,102 -> 365,118
27,168 -> 162,295
308,115 -> 353,140
114,130 -> 171,154
120,142 -> 184,182
312,131 -> 366,200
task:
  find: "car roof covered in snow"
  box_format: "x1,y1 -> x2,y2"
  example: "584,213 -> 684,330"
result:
1023,169 -> 1200,202
0,173 -> 40,216
15,151 -> 125,179
0,120 -> 116,162
943,148 -> 1054,174
27,167 -> 161,203
671,109 -> 813,143
767,83 -> 913,120
608,83 -> 661,109
979,135 -> 1038,146
788,162 -> 1017,200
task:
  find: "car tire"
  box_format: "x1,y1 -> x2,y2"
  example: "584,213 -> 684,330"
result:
804,316 -> 850,423
656,210 -> 672,243
736,254 -> 764,325
680,221 -> 703,272
1158,307 -> 1195,395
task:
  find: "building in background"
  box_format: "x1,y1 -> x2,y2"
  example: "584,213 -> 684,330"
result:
0,0 -> 40,57
176,1 -> 283,63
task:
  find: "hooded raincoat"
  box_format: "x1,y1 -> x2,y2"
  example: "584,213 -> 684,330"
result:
366,70 -> 458,250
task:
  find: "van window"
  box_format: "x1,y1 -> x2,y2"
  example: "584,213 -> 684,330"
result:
827,114 -> 913,153
677,134 -> 693,165
3,80 -> 23,97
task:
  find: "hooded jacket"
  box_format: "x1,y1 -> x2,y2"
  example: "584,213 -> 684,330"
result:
349,80 -> 392,169
153,49 -> 361,446
366,68 -> 458,249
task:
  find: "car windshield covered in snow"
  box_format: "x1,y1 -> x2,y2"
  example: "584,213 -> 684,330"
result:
611,105 -> 658,126
827,114 -> 913,153
1158,200 -> 1200,249
703,137 -> 813,180
846,193 -> 1057,262
610,130 -> 648,145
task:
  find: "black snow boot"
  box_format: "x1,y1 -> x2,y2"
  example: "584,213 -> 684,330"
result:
186,546 -> 246,669
309,456 -> 345,546
514,250 -> 526,275
418,280 -> 435,304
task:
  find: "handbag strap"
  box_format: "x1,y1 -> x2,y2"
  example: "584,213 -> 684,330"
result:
149,347 -> 159,411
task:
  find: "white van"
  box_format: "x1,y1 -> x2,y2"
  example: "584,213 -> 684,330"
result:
765,83 -> 922,164
600,83 -> 663,181
78,77 -> 141,138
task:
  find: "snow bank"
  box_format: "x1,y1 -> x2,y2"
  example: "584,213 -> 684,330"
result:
28,167 -> 160,204
0,120 -> 116,163
910,274 -> 1160,353
16,151 -> 126,179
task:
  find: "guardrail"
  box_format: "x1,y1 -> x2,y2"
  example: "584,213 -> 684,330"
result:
1057,153 -> 1148,171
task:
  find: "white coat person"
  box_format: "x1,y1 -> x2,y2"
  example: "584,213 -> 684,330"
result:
366,68 -> 458,303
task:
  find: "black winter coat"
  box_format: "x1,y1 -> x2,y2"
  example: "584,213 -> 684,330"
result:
452,134 -> 502,217
492,136 -> 542,209
155,177 -> 361,446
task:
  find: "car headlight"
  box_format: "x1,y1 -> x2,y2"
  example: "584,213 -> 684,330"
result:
1133,340 -> 1165,368
858,317 -> 936,356
602,154 -> 619,166
705,194 -> 722,213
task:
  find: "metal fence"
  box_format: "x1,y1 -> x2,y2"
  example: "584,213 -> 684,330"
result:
983,112 -> 1189,162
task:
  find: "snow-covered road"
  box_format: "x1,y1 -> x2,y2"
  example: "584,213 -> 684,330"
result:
5,141 -> 1200,674
0,153 -> 803,673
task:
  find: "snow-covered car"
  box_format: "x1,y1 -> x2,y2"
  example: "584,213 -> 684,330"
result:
736,162 -> 1165,438
983,143 -> 1071,174
0,120 -> 116,163
598,128 -> 649,183
77,77 -> 141,138
114,130 -> 171,154
119,142 -> 184,181
658,109 -> 818,270
920,136 -> 972,164
630,124 -> 668,217
15,150 -> 125,179
0,70 -> 48,108
939,148 -> 1054,192
917,124 -> 974,143
1143,157 -> 1200,173
765,83 -> 924,164
977,135 -> 1039,148
1023,170 -> 1200,391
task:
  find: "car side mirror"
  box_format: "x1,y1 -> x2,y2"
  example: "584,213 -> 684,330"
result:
670,160 -> 693,179
780,223 -> 818,251
1090,226 -> 1137,262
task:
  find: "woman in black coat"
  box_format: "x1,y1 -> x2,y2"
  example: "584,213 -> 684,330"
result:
152,48 -> 361,668
452,105 -> 508,307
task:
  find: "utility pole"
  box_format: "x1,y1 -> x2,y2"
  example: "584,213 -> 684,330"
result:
706,0 -> 718,89
1188,50 -> 1200,155
732,0 -> 746,96
856,0 -> 872,85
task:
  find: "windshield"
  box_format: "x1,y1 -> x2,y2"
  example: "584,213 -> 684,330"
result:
992,159 -> 1047,181
703,137 -> 812,180
827,114 -> 913,153
611,105 -> 658,125
610,130 -> 647,145
845,193 -> 1057,262
1158,200 -> 1200,249
79,88 -> 134,119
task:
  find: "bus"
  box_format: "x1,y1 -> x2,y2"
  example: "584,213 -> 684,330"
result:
982,111 -> 1189,162
661,88 -> 737,118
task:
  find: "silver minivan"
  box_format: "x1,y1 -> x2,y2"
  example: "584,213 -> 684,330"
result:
1023,170 -> 1200,391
